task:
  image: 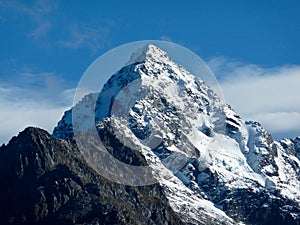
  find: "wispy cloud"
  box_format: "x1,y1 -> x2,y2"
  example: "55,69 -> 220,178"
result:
58,22 -> 113,53
0,0 -> 57,39
29,20 -> 52,38
0,1 -> 115,52
208,57 -> 300,139
0,71 -> 73,144
161,35 -> 173,42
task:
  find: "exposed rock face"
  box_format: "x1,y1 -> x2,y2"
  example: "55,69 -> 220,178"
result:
1,45 -> 299,224
0,127 -> 183,225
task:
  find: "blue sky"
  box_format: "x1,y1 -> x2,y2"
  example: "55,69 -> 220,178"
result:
1,0 -> 300,143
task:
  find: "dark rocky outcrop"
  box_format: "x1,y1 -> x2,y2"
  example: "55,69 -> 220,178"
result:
0,127 -> 181,225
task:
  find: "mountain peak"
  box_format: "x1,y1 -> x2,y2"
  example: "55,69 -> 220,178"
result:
127,44 -> 170,65
3,42 -> 300,225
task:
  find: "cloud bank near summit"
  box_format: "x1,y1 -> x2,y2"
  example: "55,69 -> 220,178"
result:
209,57 -> 300,140
0,72 -> 73,144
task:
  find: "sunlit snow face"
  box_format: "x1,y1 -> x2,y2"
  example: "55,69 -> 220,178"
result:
71,40 -> 227,186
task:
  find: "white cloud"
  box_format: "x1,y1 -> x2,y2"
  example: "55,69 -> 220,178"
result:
0,99 -> 67,145
208,57 -> 300,139
252,112 -> 300,134
0,72 -> 73,144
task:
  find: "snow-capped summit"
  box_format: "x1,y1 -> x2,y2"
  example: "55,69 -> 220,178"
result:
127,44 -> 171,65
52,45 -> 300,224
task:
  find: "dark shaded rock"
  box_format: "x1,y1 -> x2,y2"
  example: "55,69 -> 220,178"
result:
0,127 -> 182,225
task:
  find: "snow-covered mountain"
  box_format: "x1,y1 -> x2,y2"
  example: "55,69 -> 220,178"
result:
53,45 -> 300,224
0,45 -> 299,225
